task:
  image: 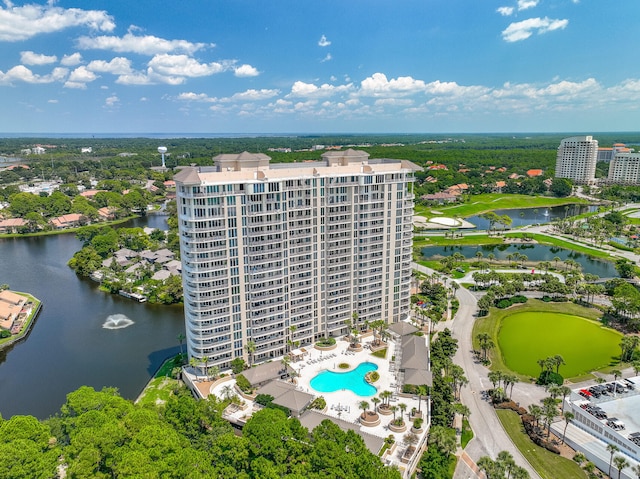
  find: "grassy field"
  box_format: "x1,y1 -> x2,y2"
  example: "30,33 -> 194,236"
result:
499,311 -> 621,377
415,194 -> 587,219
135,354 -> 184,407
496,409 -> 587,479
504,232 -> 613,260
472,300 -> 608,381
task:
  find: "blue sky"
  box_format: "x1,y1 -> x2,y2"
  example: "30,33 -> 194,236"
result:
0,0 -> 639,134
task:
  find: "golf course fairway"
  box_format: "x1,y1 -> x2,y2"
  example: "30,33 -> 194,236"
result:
498,311 -> 621,378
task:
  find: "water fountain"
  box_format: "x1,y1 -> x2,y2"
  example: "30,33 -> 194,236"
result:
102,314 -> 135,330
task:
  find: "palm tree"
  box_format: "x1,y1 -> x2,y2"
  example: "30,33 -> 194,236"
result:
359,400 -> 369,419
632,464 -> 640,479
497,451 -> 516,479
561,411 -> 574,444
613,455 -> 629,479
607,443 -> 620,478
553,354 -> 565,374
553,256 -> 561,269
245,340 -> 256,367
177,333 -> 186,357
281,355 -> 291,378
220,384 -> 234,401
528,404 -> 543,430
558,385 -> 572,412
511,466 -> 530,479
477,332 -> 494,361
372,396 -> 381,412
416,385 -> 428,413
390,405 -> 398,421
398,403 -> 407,423
208,365 -> 220,381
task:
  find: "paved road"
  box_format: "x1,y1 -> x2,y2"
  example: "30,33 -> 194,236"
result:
413,262 -> 542,478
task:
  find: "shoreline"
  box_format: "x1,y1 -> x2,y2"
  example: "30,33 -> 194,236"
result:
0,291 -> 42,351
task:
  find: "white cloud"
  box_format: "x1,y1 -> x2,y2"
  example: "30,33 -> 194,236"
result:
229,89 -> 279,101
497,6 -> 514,16
115,72 -> 152,85
321,53 -> 332,63
68,66 -> 98,83
77,32 -> 208,55
234,64 -> 259,77
518,0 -> 539,11
177,92 -> 214,102
374,98 -> 414,107
318,35 -> 331,47
0,65 -> 66,84
20,51 -> 57,65
48,99 -> 58,104
87,57 -> 132,75
359,73 -> 427,97
502,17 -> 568,42
288,80 -> 352,98
139,97 -> 148,102
0,3 -> 114,42
147,54 -> 228,81
61,53 -> 83,66
105,95 -> 119,107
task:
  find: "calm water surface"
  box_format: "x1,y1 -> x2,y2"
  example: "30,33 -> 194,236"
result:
421,243 -> 618,278
466,204 -> 598,230
0,216 -> 185,419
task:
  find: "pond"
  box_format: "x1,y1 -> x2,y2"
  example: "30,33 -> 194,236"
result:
420,243 -> 617,278
466,204 -> 598,230
0,215 -> 185,419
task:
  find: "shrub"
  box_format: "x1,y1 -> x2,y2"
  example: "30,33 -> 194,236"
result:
338,362 -> 350,369
413,418 -> 423,429
235,374 -> 252,393
316,337 -> 336,347
496,299 -> 512,309
0,329 -> 11,338
512,295 -> 528,304
536,370 -> 563,386
366,371 -> 380,383
309,396 -> 326,410
255,394 -> 274,406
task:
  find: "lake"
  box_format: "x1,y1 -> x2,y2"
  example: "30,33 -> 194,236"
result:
0,216 -> 185,419
420,243 -> 618,278
466,204 -> 598,230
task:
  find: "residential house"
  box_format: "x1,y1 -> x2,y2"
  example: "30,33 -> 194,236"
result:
49,213 -> 84,229
0,218 -> 27,234
527,169 -> 544,177
0,290 -> 26,331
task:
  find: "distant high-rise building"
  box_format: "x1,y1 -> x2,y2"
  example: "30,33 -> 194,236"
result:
555,136 -> 598,184
174,149 -> 420,369
608,152 -> 640,184
597,143 -> 629,163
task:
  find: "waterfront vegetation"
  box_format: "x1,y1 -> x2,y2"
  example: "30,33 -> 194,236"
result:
135,354 -> 185,408
415,193 -> 587,219
496,409 -> 586,479
0,385 -> 400,479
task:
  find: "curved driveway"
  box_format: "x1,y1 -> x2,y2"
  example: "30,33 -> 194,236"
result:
413,262 -> 542,479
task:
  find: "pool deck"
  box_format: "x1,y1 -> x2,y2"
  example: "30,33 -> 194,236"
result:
209,336 -> 430,476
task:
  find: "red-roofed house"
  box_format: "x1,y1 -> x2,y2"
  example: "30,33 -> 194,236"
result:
527,169 -> 543,177
0,218 -> 27,233
50,213 -> 84,229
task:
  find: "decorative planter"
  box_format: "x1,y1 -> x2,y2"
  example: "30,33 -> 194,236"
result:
315,343 -> 337,351
411,426 -> 424,434
377,405 -> 393,416
410,411 -> 423,421
359,411 -> 381,427
348,344 -> 363,352
388,421 -> 407,433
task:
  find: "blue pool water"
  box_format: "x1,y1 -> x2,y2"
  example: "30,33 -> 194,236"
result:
310,362 -> 378,396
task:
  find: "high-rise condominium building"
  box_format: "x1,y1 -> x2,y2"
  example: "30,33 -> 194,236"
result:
174,149 -> 420,369
608,152 -> 640,184
555,136 -> 598,184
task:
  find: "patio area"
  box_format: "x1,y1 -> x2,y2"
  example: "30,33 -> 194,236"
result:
207,330 -> 431,475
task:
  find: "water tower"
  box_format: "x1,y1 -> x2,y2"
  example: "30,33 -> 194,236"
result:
158,146 -> 167,168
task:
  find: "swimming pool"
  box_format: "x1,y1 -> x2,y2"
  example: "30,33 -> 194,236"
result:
310,362 -> 378,396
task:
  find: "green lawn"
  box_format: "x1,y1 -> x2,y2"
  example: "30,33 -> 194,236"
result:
499,311 -> 621,377
472,300 -> 609,381
415,194 -> 586,219
504,232 -> 612,260
496,409 -> 587,479
135,354 -> 184,407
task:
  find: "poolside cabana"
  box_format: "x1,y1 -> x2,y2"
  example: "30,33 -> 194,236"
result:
242,361 -> 291,389
387,321 -> 419,337
256,380 -> 314,417
289,348 -> 307,362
